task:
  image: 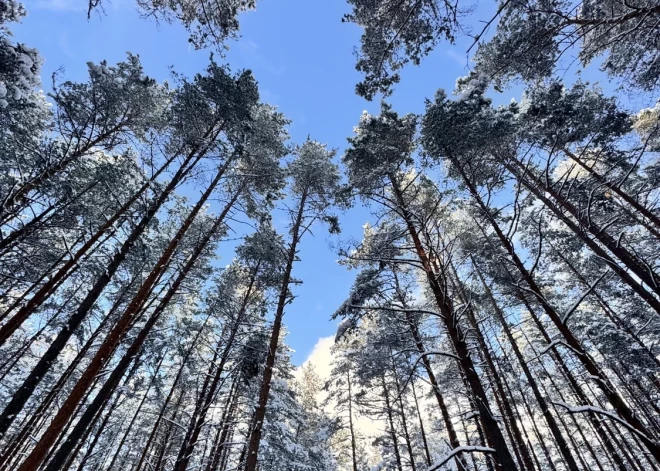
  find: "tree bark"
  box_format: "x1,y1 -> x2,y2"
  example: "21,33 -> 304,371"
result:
243,189 -> 308,471
15,159 -> 232,471
388,173 -> 518,471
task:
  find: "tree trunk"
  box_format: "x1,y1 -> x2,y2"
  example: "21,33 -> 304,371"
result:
458,163 -> 660,461
15,160 -> 232,471
410,379 -> 432,467
504,157 -> 660,312
449,263 -> 536,471
347,369 -> 359,471
173,262 -> 257,471
562,147 -> 660,236
105,349 -> 167,470
242,189 -> 308,471
390,356 -> 417,471
206,380 -> 239,471
388,173 -> 518,471
40,188 -> 239,471
471,258 -> 580,470
382,376 -> 403,471
133,313 -> 213,471
0,146 -> 199,346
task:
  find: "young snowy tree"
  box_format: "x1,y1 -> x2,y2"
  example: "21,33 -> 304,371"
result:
242,139 -> 341,471
323,335 -> 371,471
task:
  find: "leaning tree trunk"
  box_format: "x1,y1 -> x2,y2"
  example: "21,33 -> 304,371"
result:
504,157 -> 660,313
15,159 -> 232,471
40,187 -> 240,471
0,120 -> 132,224
389,173 -> 519,471
0,143 -> 205,346
173,263 -> 257,471
410,379 -> 432,466
448,264 -> 536,471
105,349 -> 167,471
390,357 -> 417,471
242,189 -> 308,471
391,269 -> 467,470
457,161 -> 660,462
470,259 -> 580,471
381,376 -> 404,471
133,312 -> 213,471
561,148 -> 660,237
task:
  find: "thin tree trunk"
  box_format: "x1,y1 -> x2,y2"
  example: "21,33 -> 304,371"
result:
562,147 -> 660,235
0,120 -> 133,224
388,173 -> 518,471
347,369 -> 359,471
390,356 -> 417,471
410,379 -> 431,467
105,349 -> 167,470
16,159 -> 232,471
515,290 -> 634,471
552,242 -> 660,368
382,376 -> 403,471
205,380 -> 239,471
242,189 -> 308,471
133,312 -> 212,471
0,178 -> 101,255
471,258 -> 581,470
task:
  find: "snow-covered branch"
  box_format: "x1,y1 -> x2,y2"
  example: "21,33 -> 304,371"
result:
552,401 -> 657,444
428,446 -> 495,471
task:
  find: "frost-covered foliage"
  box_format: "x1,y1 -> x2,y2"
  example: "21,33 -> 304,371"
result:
475,0 -> 660,91
344,104 -> 416,195
343,0 -> 463,99
332,266 -> 383,337
169,61 -> 257,150
345,0 -> 660,97
4,1 -> 660,471
136,0 -> 255,49
289,139 -> 341,202
0,0 -> 41,110
54,54 -> 170,149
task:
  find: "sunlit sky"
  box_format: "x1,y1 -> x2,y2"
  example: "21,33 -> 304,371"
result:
14,0 -> 640,367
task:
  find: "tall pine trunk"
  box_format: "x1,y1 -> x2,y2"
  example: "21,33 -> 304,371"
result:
388,173 -> 518,471
40,187 -> 240,471
243,189 -> 308,471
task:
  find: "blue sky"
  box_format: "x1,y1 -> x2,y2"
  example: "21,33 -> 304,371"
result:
11,0 -> 570,365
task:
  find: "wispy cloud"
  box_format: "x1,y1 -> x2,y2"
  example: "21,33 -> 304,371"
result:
259,88 -> 280,104
236,38 -> 287,76
34,0 -> 82,12
447,48 -> 469,68
58,31 -> 74,58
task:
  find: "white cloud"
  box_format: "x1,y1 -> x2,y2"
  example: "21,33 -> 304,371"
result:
296,335 -> 335,382
58,32 -> 74,58
447,48 -> 468,67
234,38 -> 286,76
296,335 -> 383,438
